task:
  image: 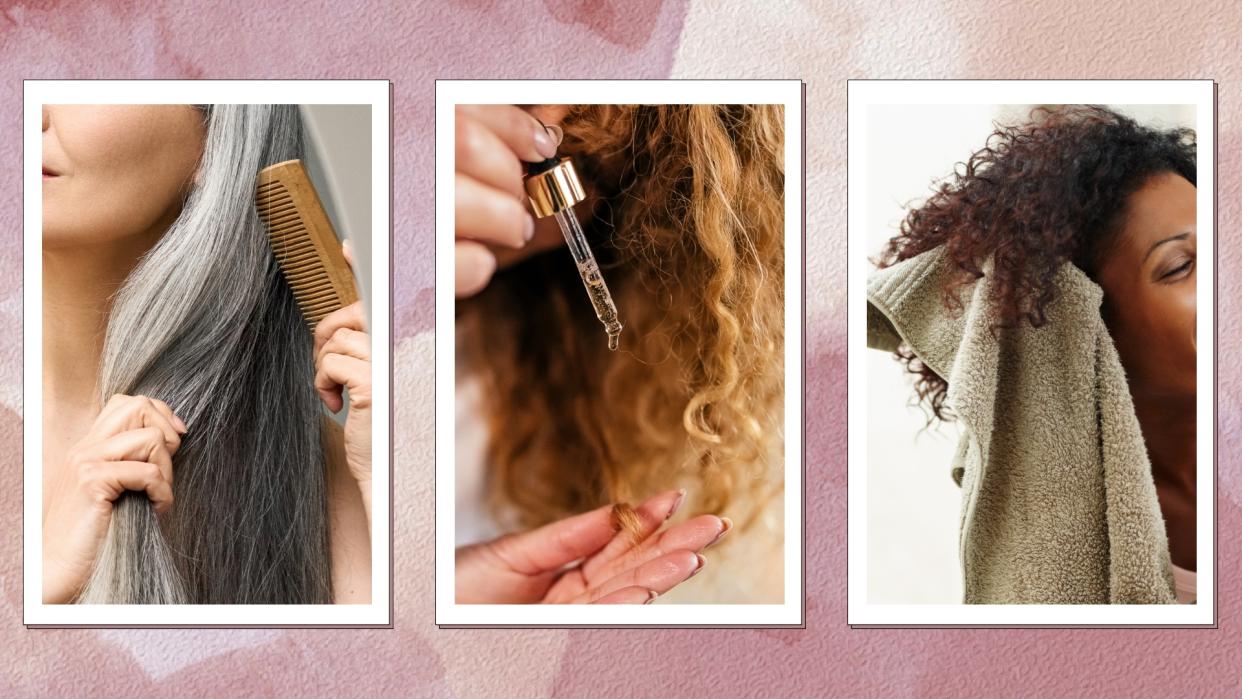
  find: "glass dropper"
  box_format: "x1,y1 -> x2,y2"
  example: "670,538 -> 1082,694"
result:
553,206 -> 622,350
524,156 -> 623,350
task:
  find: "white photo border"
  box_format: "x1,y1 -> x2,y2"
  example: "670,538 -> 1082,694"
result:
24,79 -> 392,627
846,79 -> 1216,626
435,80 -> 804,627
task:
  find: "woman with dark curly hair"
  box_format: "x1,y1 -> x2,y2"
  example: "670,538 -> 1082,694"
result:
870,105 -> 1197,604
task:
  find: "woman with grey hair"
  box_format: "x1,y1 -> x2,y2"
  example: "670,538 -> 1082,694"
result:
41,104 -> 372,604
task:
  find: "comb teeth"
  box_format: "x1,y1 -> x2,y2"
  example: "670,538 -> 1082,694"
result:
255,160 -> 359,329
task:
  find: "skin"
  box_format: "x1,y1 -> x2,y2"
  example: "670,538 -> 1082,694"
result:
40,105 -> 372,603
43,394 -> 183,604
453,104 -> 573,296
314,289 -> 374,603
453,105 -> 720,602
456,490 -> 730,604
1094,172 -> 1197,571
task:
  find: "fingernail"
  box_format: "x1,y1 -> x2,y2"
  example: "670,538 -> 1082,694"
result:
533,126 -> 558,158
523,214 -> 535,243
666,489 -> 687,520
645,590 -> 658,605
689,554 -> 706,578
707,517 -> 733,549
173,415 -> 188,433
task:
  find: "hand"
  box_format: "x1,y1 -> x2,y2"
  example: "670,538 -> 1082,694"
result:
43,394 -> 185,603
456,490 -> 732,604
454,104 -> 559,297
312,299 -> 372,498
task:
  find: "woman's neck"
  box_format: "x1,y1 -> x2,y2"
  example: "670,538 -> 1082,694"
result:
42,235 -> 156,408
1130,386 -> 1196,571
1130,389 -> 1196,487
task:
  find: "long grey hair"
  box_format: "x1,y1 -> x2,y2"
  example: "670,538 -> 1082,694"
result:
77,105 -> 333,604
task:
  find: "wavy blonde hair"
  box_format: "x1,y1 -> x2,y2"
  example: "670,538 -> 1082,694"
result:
458,105 -> 785,530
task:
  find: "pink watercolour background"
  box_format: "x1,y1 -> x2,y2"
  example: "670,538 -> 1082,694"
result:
2,0 -> 1239,696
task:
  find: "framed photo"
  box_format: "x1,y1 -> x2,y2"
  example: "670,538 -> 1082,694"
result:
436,80 -> 804,626
847,80 -> 1215,627
25,79 -> 392,627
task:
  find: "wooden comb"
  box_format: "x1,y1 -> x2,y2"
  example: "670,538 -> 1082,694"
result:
255,159 -> 359,328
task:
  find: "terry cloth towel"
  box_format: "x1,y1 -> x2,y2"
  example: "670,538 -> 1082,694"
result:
867,246 -> 1175,604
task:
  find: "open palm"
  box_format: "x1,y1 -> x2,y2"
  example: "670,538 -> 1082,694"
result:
456,490 -> 730,604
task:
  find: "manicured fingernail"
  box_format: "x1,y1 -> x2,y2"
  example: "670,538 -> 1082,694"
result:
707,517 -> 733,549
173,415 -> 188,433
545,124 -> 564,147
645,590 -> 658,605
689,554 -> 706,577
533,125 -> 558,158
523,214 -> 535,243
666,489 -> 687,520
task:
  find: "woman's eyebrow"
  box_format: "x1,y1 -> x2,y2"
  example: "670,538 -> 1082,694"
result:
1143,231 -> 1191,263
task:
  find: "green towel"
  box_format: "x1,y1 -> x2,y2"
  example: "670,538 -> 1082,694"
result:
867,246 -> 1175,604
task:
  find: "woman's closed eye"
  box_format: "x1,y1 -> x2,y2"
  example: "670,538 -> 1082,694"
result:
1157,255 -> 1194,282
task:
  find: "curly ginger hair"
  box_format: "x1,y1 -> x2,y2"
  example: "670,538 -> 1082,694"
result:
457,105 -> 786,530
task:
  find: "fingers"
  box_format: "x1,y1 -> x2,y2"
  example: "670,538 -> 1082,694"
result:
146,397 -> 184,431
454,104 -> 553,300
311,301 -> 371,413
87,428 -> 174,486
456,104 -> 558,163
577,550 -> 706,603
67,395 -> 183,515
455,174 -> 534,250
456,113 -> 526,200
313,301 -> 367,359
592,586 -> 658,605
316,326 -> 371,368
581,489 -> 685,580
456,240 -> 497,298
81,459 -> 174,514
488,504 -> 620,576
91,394 -> 187,453
587,514 -> 728,590
315,354 -> 371,413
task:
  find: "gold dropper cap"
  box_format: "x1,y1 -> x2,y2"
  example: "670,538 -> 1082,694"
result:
524,157 -> 585,218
